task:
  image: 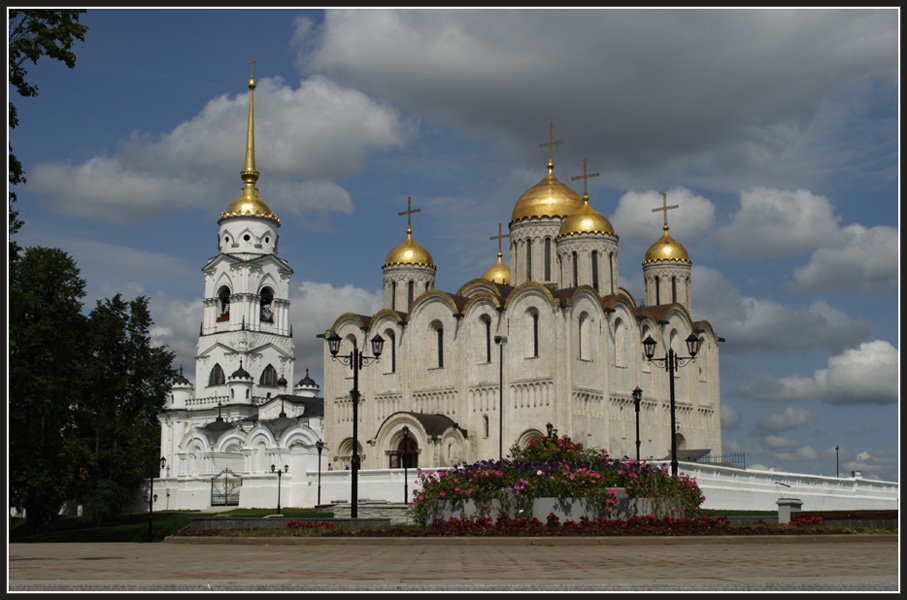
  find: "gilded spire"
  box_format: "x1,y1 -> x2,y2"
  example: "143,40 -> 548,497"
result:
220,59 -> 278,222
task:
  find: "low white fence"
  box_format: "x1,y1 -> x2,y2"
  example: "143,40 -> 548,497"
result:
148,461 -> 898,514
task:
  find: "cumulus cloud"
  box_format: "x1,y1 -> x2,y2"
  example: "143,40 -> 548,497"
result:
716,187 -> 843,259
297,9 -> 897,188
693,266 -> 873,354
753,406 -> 812,436
26,76 -> 407,223
610,187 -> 716,253
720,404 -> 743,432
738,340 -> 898,405
788,223 -> 898,293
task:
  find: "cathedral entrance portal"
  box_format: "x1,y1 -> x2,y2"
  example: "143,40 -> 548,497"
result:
390,436 -> 418,469
211,468 -> 242,506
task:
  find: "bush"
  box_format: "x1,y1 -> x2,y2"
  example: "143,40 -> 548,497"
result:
411,433 -> 705,524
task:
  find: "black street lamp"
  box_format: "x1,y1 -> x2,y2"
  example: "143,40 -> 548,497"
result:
642,333 -> 701,476
546,422 -> 554,438
315,440 -> 324,506
271,464 -> 288,514
494,335 -> 508,460
327,331 -> 384,519
147,456 -> 166,543
401,425 -> 410,504
632,387 -> 643,462
835,445 -> 840,478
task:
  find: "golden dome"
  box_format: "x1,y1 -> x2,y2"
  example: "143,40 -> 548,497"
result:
512,164 -> 584,223
481,252 -> 511,284
644,225 -> 691,264
221,195 -> 278,220
384,227 -> 435,267
557,198 -> 615,238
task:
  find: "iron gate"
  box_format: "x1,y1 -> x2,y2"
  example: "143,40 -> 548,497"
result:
211,468 -> 242,506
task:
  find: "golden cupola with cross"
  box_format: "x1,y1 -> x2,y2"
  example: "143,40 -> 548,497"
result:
554,159 -> 620,293
382,197 -> 437,312
481,223 -> 512,285
643,192 -> 692,310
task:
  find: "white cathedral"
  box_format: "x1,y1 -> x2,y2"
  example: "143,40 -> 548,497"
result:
324,131 -> 723,473
158,67 -> 722,510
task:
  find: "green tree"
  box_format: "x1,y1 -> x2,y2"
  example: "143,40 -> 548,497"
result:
71,294 -> 176,525
8,9 -> 88,262
9,247 -> 88,534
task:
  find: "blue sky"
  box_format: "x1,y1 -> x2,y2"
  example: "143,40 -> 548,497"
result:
10,8 -> 899,482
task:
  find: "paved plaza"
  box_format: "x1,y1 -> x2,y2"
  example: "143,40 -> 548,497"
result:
8,534 -> 899,592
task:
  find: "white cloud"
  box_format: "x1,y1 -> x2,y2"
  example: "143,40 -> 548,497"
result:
693,266 -> 872,354
26,76 -> 406,223
788,223 -> 898,292
720,404 -> 743,431
610,187 -> 716,252
739,340 -> 898,405
716,187 -> 842,259
753,406 -> 812,436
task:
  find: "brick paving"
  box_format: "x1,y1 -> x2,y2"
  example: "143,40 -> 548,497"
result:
8,535 -> 899,591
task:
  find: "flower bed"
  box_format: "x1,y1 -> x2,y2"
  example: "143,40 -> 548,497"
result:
412,433 -> 703,524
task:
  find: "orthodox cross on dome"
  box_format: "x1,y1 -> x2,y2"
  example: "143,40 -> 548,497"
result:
489,222 -> 511,254
249,57 -> 255,76
571,158 -> 599,198
652,192 -> 679,229
539,122 -> 563,167
398,196 -> 421,232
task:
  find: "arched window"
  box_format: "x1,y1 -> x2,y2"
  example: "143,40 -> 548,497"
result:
390,281 -> 396,310
579,312 -> 592,360
609,253 -> 615,294
530,311 -> 539,358
483,415 -> 489,438
526,239 -> 533,281
386,330 -> 396,374
654,276 -> 661,305
436,325 -> 444,368
260,287 -> 274,322
544,237 -> 552,281
260,364 -> 278,387
407,281 -> 414,308
591,251 -> 599,291
671,276 -> 677,303
391,434 -> 418,468
218,286 -> 231,319
482,316 -> 492,363
572,251 -> 578,287
209,363 -> 226,386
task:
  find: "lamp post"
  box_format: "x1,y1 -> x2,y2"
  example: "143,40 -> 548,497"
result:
835,445 -> 839,478
546,422 -> 554,438
271,464 -> 288,514
642,333 -> 701,476
315,440 -> 324,506
147,456 -> 166,543
401,425 -> 410,504
494,335 -> 508,460
326,331 -> 384,519
632,387 -> 643,461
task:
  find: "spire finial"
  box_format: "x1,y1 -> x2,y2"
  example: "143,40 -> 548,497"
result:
489,222 -> 511,257
398,196 -> 421,235
240,59 -> 259,197
539,122 -> 563,171
571,158 -> 600,200
652,192 -> 679,231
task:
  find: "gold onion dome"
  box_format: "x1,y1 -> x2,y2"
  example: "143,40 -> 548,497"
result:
644,225 -> 691,264
558,197 -> 615,237
481,252 -> 511,284
220,60 -> 278,222
512,163 -> 584,223
384,226 -> 435,267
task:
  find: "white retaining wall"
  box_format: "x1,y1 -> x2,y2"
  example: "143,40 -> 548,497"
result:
148,462 -> 898,513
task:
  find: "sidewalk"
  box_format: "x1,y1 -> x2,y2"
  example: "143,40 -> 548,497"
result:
8,535 -> 899,592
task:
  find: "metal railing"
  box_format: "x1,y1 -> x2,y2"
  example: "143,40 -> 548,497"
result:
686,452 -> 746,470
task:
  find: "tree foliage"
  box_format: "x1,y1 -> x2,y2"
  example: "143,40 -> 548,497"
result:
71,295 -> 176,524
9,249 -> 176,530
8,9 -> 88,260
9,247 -> 88,534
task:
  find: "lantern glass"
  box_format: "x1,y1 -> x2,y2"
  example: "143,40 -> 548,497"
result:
685,333 -> 702,358
371,334 -> 385,358
327,332 -> 341,356
642,336 -> 657,360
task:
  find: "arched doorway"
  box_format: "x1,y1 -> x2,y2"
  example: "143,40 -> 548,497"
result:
390,435 -> 418,469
